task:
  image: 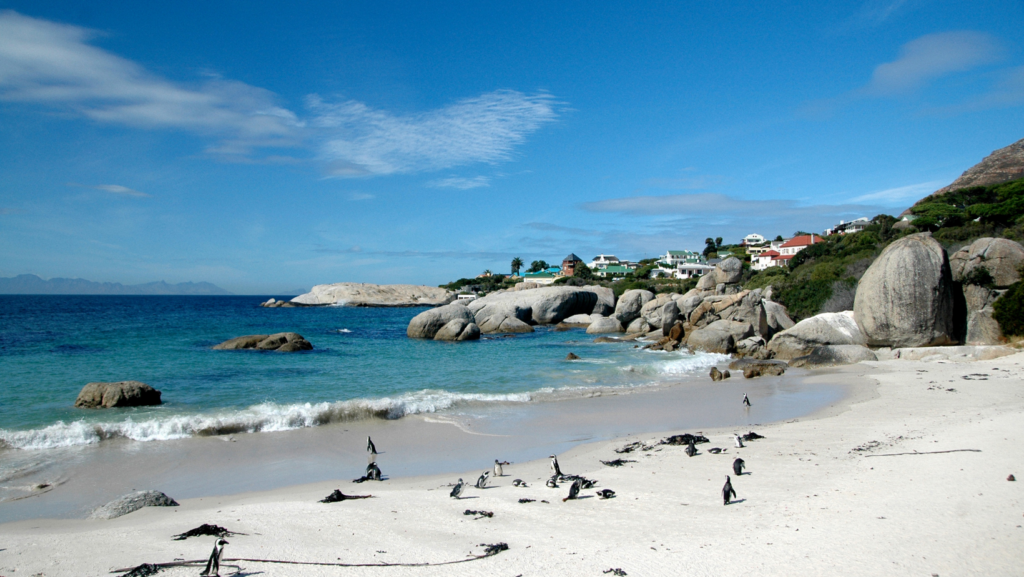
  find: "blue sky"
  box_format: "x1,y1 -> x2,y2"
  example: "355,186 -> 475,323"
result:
0,1 -> 1022,293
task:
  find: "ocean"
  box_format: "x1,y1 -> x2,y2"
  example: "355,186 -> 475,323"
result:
0,295 -> 729,450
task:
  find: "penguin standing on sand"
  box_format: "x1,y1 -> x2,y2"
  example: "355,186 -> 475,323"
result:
550,455 -> 563,477
563,479 -> 582,502
722,475 -> 737,505
685,440 -> 697,457
734,435 -> 744,448
366,462 -> 382,481
475,471 -> 490,489
733,458 -> 746,476
450,478 -> 465,499
200,538 -> 228,577
743,393 -> 751,407
494,460 -> 508,477
367,436 -> 377,455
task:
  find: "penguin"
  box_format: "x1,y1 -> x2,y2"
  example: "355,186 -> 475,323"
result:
734,435 -> 744,448
722,475 -> 736,505
550,455 -> 562,477
563,478 -> 583,502
367,436 -> 377,455
512,479 -> 526,487
743,393 -> 751,407
366,462 -> 382,481
493,460 -> 504,477
596,489 -> 616,499
685,440 -> 697,457
200,538 -> 228,577
733,457 -> 746,476
475,471 -> 490,489
450,478 -> 465,499
546,476 -> 559,489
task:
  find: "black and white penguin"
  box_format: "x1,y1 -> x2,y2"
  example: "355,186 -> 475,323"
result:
493,460 -> 505,477
366,462 -> 382,481
563,478 -> 583,502
450,478 -> 465,499
512,479 -> 526,487
733,457 -> 746,476
550,455 -> 562,477
722,475 -> 736,505
596,489 -> 616,499
200,538 -> 228,577
367,436 -> 377,455
734,435 -> 744,448
685,440 -> 697,457
546,476 -> 559,489
743,393 -> 751,407
475,471 -> 490,489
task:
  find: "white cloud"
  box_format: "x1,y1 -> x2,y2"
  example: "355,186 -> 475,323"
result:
427,176 -> 491,190
848,180 -> 946,204
864,31 -> 1001,96
310,91 -> 557,177
92,184 -> 150,198
0,11 -> 558,174
347,192 -> 375,201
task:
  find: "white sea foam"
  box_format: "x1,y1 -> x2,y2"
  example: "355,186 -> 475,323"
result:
0,389 -> 533,451
658,352 -> 732,374
336,329 -> 353,333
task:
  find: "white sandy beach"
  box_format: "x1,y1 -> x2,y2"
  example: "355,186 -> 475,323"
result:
1,353 -> 1022,577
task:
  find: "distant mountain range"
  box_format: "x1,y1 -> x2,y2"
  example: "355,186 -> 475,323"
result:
0,274 -> 232,295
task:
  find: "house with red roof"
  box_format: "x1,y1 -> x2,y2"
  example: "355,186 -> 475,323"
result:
752,235 -> 823,270
777,234 -> 824,257
752,249 -> 780,271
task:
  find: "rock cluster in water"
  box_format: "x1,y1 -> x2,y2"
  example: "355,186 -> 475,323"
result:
74,381 -> 162,408
213,332 -> 313,352
290,283 -> 455,307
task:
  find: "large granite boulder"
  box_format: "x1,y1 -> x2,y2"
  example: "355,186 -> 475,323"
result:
75,381 -> 162,409
696,273 -> 718,291
433,318 -> 481,341
686,320 -> 753,354
614,289 -> 655,325
677,291 -> 703,317
640,295 -> 681,330
91,490 -> 178,519
477,315 -> 534,334
407,304 -> 476,339
763,300 -> 795,336
715,257 -> 743,284
767,311 -> 866,360
292,283 -> 455,306
949,237 -> 1024,287
625,317 -> 650,334
587,317 -> 625,334
560,314 -> 595,326
468,286 -> 607,328
962,284 -> 1003,345
213,333 -> 313,352
789,345 -> 878,368
853,232 -> 957,348
589,286 -> 617,316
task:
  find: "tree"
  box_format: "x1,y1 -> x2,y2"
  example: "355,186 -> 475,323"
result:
573,263 -> 594,279
715,237 -> 723,248
511,257 -> 524,275
528,260 -> 549,273
482,269 -> 492,276
703,238 -> 717,258
774,235 -> 784,242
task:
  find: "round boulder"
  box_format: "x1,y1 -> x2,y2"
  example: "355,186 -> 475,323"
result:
715,257 -> 743,284
586,317 -> 625,334
75,381 -> 162,409
949,237 -> 1024,288
614,289 -> 654,325
407,304 -> 476,339
853,232 -> 957,348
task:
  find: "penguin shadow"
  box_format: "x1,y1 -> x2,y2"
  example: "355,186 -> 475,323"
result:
229,570 -> 264,577
456,495 -> 481,500
726,498 -> 747,505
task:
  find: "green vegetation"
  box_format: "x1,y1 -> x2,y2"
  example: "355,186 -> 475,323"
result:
441,275 -> 514,293
527,260 -> 549,273
993,268 -> 1024,337
511,257 -> 523,276
910,177 -> 1024,242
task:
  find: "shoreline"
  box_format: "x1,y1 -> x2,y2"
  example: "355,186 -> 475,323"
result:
2,353 -> 1022,575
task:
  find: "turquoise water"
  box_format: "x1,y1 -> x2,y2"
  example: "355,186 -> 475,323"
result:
0,296 -> 726,450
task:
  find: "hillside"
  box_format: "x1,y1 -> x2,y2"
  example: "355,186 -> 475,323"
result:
0,274 -> 232,295
904,137 -> 1024,215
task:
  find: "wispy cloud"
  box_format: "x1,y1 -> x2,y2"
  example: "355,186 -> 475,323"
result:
310,91 -> 557,177
0,11 -> 559,174
427,176 -> 491,190
66,182 -> 150,197
848,0 -> 914,27
923,65 -> 1024,115
848,180 -> 946,204
863,31 -> 1001,96
347,192 -> 375,201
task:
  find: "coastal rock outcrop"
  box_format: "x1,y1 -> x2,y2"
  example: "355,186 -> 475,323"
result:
766,311 -> 865,360
433,319 -> 481,341
853,233 -> 957,348
949,237 -> 1024,287
477,315 -> 534,334
213,333 -> 313,352
614,289 -> 654,325
292,283 -> 455,307
407,304 -> 476,339
468,286 -> 611,330
715,257 -> 743,284
640,296 -> 681,330
687,320 -> 753,354
963,284 -> 1004,345
74,381 -> 162,409
587,317 -> 625,334
90,490 -> 179,519
789,345 -> 878,368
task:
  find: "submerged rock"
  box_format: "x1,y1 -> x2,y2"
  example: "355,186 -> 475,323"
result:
213,332 -> 313,352
91,490 -> 178,519
74,381 -> 162,408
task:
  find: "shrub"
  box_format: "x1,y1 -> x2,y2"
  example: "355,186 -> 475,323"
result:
962,266 -> 995,289
775,279 -> 834,321
993,280 -> 1024,336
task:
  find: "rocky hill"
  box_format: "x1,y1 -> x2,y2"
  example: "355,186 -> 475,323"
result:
291,283 -> 454,306
905,138 -> 1024,215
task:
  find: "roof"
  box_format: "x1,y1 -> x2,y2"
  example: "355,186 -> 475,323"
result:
667,250 -> 698,256
780,234 -> 823,248
592,254 -> 619,260
759,250 -> 780,257
600,265 -> 632,274
524,271 -> 557,278
772,254 -> 794,261
562,253 -> 583,263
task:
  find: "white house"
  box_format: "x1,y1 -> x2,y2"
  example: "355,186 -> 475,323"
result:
824,217 -> 871,236
778,234 -> 824,256
662,250 -> 703,266
676,262 -> 716,279
742,233 -> 765,245
588,254 -> 621,269
752,250 -> 781,271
